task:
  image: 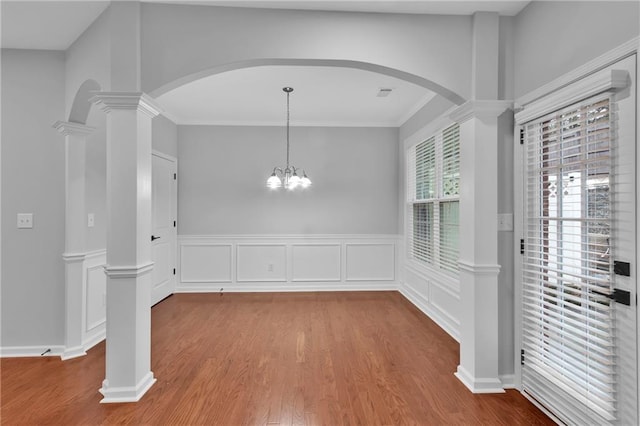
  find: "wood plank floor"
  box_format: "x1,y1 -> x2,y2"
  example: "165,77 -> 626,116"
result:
1,291 -> 553,425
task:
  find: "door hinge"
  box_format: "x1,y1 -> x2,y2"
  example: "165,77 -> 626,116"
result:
173,268 -> 176,275
173,173 -> 177,180
521,349 -> 525,365
173,220 -> 176,227
520,128 -> 524,145
520,238 -> 525,255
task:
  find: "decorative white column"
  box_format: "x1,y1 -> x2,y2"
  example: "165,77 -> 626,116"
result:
451,100 -> 511,393
53,120 -> 96,360
91,92 -> 161,403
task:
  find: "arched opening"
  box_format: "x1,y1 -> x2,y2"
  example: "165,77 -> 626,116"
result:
149,58 -> 466,106
68,79 -> 101,124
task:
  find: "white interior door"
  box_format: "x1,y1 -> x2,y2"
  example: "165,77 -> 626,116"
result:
151,152 -> 177,306
519,55 -> 637,425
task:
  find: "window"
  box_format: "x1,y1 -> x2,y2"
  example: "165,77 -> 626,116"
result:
407,123 -> 460,274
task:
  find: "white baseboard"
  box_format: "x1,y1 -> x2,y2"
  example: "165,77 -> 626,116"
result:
0,345 -> 65,358
399,281 -> 460,342
177,282 -> 398,293
455,365 -> 506,394
61,345 -> 87,360
99,372 -> 157,403
499,374 -> 516,389
83,329 -> 106,352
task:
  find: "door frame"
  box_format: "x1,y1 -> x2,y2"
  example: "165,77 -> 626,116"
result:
151,150 -> 178,305
512,38 -> 638,418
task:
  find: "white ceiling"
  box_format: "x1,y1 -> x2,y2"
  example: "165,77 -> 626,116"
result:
1,0 -> 530,127
156,66 -> 435,126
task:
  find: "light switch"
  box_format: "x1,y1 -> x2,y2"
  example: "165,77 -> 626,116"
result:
17,213 -> 33,229
88,213 -> 95,228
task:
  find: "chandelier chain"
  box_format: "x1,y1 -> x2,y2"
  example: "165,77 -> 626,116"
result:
286,89 -> 290,169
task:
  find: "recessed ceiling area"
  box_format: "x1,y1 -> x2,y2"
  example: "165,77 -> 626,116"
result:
155,66 -> 436,127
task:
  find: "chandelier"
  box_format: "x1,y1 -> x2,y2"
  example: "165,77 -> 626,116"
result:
266,87 -> 312,190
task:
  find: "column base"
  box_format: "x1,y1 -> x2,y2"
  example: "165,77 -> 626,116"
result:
455,365 -> 505,394
99,372 -> 156,403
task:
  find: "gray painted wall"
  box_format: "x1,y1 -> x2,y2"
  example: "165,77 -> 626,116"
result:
153,114 -> 178,159
1,49 -> 66,347
178,125 -> 399,235
514,1 -> 639,98
85,107 -> 107,252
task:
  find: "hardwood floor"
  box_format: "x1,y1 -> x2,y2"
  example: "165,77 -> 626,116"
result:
1,292 -> 553,425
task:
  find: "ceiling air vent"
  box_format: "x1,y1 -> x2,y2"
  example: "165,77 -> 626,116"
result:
377,88 -> 393,97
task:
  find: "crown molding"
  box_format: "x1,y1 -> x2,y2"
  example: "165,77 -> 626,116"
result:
52,120 -> 95,137
449,100 -> 513,124
90,92 -> 163,118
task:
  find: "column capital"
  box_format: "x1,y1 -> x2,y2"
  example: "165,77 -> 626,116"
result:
90,92 -> 162,118
52,120 -> 95,137
450,100 -> 513,124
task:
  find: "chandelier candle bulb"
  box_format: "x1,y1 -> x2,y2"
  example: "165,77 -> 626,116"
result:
266,87 -> 312,190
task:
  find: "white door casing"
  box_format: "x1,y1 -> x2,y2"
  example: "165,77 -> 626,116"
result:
515,55 -> 637,425
151,152 -> 177,306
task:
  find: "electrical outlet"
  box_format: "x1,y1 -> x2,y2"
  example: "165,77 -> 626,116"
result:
88,213 -> 95,228
17,213 -> 33,229
268,263 -> 274,272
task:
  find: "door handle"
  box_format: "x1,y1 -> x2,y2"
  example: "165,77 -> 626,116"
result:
591,288 -> 631,306
151,235 -> 161,241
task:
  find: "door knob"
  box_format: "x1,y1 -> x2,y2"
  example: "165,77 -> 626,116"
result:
151,235 -> 161,241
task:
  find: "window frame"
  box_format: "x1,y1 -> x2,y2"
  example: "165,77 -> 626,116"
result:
406,123 -> 460,276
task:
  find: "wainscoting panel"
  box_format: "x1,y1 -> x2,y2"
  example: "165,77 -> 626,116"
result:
86,264 -> 106,332
177,235 -> 399,292
291,244 -> 341,282
399,262 -> 460,341
83,250 -> 107,351
180,244 -> 232,283
345,243 -> 395,281
237,244 -> 287,282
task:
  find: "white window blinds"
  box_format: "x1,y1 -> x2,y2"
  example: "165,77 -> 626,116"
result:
407,124 -> 460,274
522,95 -> 617,424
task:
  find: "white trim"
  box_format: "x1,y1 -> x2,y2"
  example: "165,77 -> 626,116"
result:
177,282 -> 397,293
0,345 -> 65,358
449,100 -> 513,123
515,69 -> 630,124
179,234 -> 400,241
151,150 -> 177,163
516,37 -> 639,108
104,262 -> 154,278
399,281 -> 460,342
99,372 -> 157,403
458,260 -> 501,275
83,330 -> 106,352
521,391 -> 565,425
290,243 -> 342,282
178,234 -> 399,291
402,105 -> 459,150
52,120 -> 95,137
61,346 -> 87,361
345,243 -> 395,282
454,365 -> 506,394
500,374 -> 516,390
405,261 -> 460,294
90,92 -> 163,118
